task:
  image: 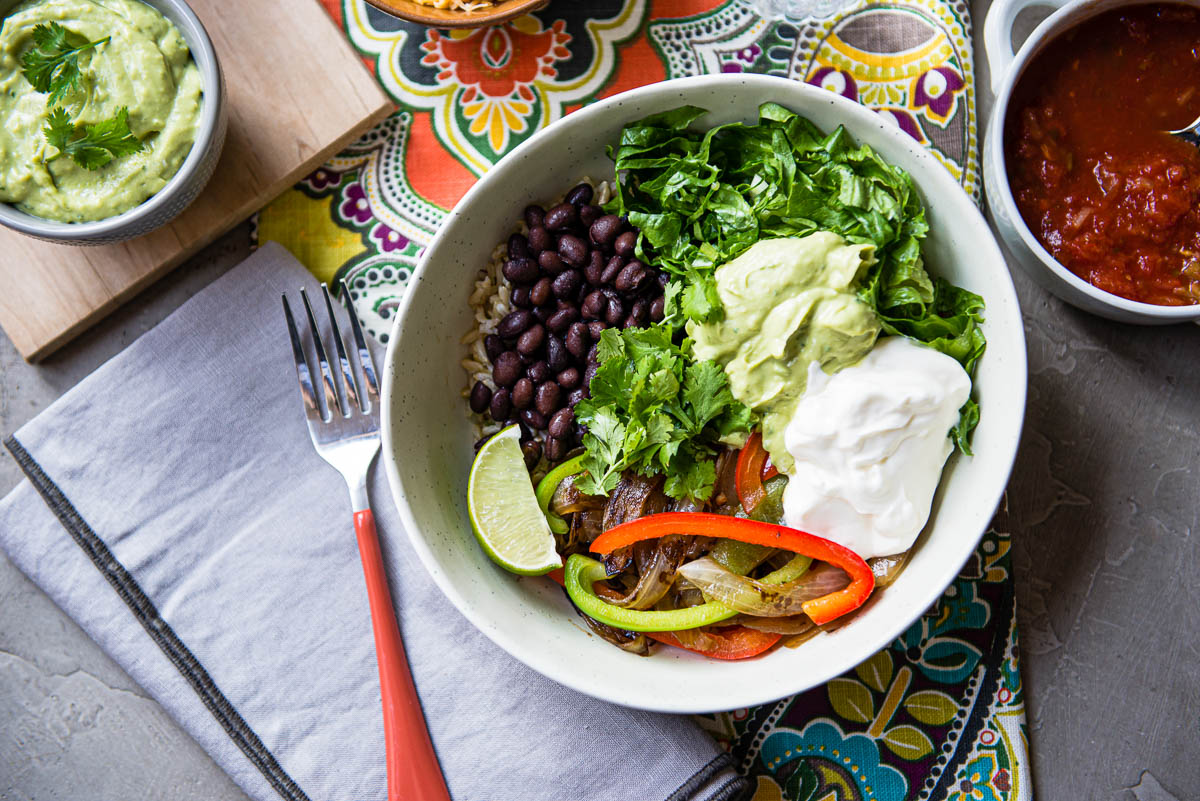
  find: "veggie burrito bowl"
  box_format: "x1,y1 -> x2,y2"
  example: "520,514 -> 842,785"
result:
381,75 -> 1026,713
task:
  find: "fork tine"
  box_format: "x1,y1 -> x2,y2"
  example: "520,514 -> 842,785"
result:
339,279 -> 379,412
321,283 -> 361,415
300,287 -> 341,420
282,295 -> 323,424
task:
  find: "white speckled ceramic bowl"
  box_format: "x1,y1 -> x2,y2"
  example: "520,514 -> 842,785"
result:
381,74 -> 1027,713
0,0 -> 225,245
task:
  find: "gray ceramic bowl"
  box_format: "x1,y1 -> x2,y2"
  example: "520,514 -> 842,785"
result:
0,0 -> 225,245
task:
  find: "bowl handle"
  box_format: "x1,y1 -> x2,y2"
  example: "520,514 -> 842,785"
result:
982,0 -> 1072,95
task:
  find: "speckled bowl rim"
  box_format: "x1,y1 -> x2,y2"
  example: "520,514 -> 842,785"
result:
381,74 -> 1028,713
0,0 -> 222,241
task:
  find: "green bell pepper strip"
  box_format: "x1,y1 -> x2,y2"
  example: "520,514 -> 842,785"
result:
564,555 -> 737,632
563,550 -> 812,633
535,454 -> 586,535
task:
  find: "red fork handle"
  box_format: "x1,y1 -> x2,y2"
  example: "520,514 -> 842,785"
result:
354,509 -> 452,801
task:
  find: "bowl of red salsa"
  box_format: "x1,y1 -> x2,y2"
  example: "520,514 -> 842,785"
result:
983,0 -> 1200,323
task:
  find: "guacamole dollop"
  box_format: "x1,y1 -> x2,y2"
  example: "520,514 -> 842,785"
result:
0,0 -> 202,222
688,233 -> 881,471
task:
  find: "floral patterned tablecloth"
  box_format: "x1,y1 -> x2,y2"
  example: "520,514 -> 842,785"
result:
256,3 -> 1031,799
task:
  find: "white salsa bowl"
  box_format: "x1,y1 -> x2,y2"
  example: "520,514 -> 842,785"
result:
381,74 -> 1027,713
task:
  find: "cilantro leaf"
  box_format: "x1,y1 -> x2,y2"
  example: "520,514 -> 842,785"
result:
21,22 -> 108,107
44,106 -> 144,170
573,323 -> 752,501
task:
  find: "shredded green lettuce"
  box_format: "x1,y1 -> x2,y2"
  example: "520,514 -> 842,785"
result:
606,102 -> 986,451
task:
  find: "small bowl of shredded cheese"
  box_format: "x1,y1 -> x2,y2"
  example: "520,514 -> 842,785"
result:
365,0 -> 548,28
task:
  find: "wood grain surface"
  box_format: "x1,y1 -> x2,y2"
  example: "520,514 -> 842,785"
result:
0,0 -> 393,363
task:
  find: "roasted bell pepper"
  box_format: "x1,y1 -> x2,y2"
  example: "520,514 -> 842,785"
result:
563,555 -> 738,632
590,513 -> 874,625
735,432 -> 770,514
535,454 -> 587,535
646,626 -> 781,660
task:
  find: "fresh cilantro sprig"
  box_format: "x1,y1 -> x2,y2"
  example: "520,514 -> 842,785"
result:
20,22 -> 109,107
44,106 -> 144,170
573,324 -> 752,502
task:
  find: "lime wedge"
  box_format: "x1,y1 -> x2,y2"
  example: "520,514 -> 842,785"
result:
467,425 -> 560,575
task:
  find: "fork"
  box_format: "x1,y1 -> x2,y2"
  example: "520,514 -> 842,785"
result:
283,282 -> 452,801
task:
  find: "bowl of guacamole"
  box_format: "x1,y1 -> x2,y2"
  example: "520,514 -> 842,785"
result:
0,0 -> 224,244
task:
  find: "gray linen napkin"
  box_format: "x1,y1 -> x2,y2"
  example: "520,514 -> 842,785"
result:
0,243 -> 747,801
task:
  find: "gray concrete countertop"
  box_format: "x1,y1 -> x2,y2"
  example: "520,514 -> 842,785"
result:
1,5 -> 1198,799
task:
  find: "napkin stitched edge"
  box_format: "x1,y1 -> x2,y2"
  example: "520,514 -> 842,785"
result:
667,754 -> 745,801
4,433 -> 312,801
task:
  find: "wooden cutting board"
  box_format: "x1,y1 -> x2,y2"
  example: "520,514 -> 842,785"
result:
0,0 -> 393,362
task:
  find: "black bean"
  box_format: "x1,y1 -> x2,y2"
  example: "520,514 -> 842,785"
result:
497,309 -> 533,338
628,298 -> 649,327
474,436 -> 489,453
567,388 -> 587,408
579,204 -> 603,227
585,250 -> 605,284
544,436 -> 567,464
508,233 -> 530,259
527,225 -> 551,253
548,407 -> 574,439
469,381 -> 492,413
489,387 -> 512,420
587,342 -> 600,365
532,305 -> 553,324
582,290 -> 606,320
649,296 -> 666,322
519,350 -> 535,365
657,270 -> 670,289
511,377 -> 534,409
614,261 -> 647,292
535,381 -> 562,416
503,257 -> 538,284
520,408 -> 547,430
492,351 -> 522,387
557,234 -> 587,267
552,269 -> 582,299
530,276 -> 553,307
587,320 -> 606,340
540,250 -> 568,275
522,439 -> 542,470
546,306 -> 579,334
544,202 -> 577,231
605,296 -> 624,326
484,334 -> 504,361
546,335 -> 570,371
510,286 -> 531,308
600,255 -> 624,285
614,230 -> 637,258
583,362 -> 599,388
524,204 -> 546,229
565,322 -> 589,359
516,324 -> 545,355
565,183 -> 594,206
589,214 -> 621,247
527,360 -> 550,384
557,367 -> 581,391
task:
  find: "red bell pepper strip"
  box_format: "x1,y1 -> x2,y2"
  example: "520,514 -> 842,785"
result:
646,626 -> 781,660
735,432 -> 770,514
590,512 -> 874,626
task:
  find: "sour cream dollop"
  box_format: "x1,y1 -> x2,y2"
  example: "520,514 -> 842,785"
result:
781,336 -> 971,559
